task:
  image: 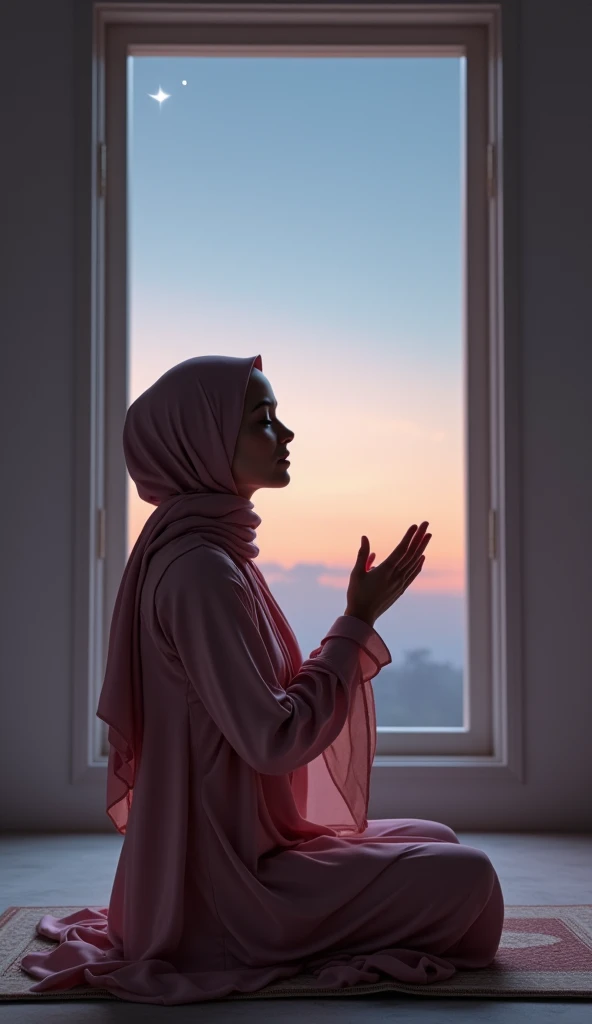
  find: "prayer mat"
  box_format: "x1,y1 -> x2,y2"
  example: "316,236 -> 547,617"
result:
1,905 -> 591,1001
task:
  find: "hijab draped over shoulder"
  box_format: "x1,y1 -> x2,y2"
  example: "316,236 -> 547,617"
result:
97,354 -> 377,837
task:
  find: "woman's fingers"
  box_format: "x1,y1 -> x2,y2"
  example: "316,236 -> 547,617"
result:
403,556 -> 425,587
385,521 -> 429,566
393,530 -> 431,574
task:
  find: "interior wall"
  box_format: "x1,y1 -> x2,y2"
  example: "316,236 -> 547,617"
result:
1,0 -> 591,832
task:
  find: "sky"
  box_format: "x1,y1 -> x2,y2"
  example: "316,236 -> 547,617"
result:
126,55 -> 466,666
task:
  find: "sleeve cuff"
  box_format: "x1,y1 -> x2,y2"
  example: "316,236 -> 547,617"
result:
318,614 -> 392,680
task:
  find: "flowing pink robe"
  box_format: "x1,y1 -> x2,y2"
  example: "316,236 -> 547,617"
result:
20,542 -> 504,1003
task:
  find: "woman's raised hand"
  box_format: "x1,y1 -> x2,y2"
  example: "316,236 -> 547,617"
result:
344,522 -> 432,629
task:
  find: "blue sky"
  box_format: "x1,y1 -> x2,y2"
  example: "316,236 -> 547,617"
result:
129,56 -> 463,359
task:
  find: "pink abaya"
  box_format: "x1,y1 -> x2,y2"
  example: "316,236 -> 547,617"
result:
19,354 -> 504,1003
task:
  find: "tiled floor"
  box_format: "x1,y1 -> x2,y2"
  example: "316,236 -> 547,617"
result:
1,832 -> 591,1022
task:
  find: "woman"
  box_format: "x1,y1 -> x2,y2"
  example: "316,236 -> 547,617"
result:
20,354 -> 504,1004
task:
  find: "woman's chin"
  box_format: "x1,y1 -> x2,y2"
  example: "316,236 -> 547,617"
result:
271,464 -> 291,485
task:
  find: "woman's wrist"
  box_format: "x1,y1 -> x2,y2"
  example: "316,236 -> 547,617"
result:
344,608 -> 375,630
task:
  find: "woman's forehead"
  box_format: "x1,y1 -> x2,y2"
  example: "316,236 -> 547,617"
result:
247,368 -> 274,400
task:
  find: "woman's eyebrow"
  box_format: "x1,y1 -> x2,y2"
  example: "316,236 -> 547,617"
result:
251,398 -> 277,412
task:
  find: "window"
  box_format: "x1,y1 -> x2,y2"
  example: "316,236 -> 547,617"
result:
72,4 -> 521,784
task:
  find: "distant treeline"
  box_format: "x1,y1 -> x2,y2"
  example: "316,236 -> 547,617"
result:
372,649 -> 464,727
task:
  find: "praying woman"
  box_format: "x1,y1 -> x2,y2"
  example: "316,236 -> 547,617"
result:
20,354 -> 504,1004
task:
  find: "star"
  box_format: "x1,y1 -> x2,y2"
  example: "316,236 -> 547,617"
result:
149,86 -> 171,105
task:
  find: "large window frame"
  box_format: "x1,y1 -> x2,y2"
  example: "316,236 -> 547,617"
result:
72,3 -> 523,790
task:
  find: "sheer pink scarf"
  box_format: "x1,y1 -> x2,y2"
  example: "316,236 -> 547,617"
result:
97,354 -> 374,836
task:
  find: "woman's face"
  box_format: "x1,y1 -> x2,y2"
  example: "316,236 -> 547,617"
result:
231,368 -> 295,499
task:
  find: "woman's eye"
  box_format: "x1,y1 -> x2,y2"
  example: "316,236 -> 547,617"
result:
261,419 -> 273,427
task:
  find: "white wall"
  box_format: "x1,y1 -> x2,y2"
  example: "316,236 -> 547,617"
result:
1,0 -> 591,832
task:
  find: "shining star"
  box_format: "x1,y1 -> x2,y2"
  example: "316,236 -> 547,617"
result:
149,86 -> 171,105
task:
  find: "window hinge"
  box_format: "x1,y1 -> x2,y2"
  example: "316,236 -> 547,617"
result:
98,142 -> 107,198
488,508 -> 497,560
97,508 -> 106,560
487,141 -> 496,199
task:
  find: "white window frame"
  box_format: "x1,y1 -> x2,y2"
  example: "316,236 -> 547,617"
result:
72,3 -> 523,789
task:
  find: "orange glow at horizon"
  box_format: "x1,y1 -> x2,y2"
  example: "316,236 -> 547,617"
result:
125,306 -> 466,595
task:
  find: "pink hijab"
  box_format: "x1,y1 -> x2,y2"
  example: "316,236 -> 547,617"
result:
97,354 -> 375,837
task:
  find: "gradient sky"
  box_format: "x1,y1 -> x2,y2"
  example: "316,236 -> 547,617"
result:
127,55 -> 466,612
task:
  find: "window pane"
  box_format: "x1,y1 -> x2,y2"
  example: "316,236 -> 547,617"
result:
127,55 -> 465,729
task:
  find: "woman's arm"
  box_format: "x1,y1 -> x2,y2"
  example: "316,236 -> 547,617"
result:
154,546 -> 391,776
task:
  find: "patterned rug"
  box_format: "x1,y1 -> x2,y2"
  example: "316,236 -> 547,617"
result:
1,905 -> 591,1001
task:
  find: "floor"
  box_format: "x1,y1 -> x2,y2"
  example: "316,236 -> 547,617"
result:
1,832 -> 591,1023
